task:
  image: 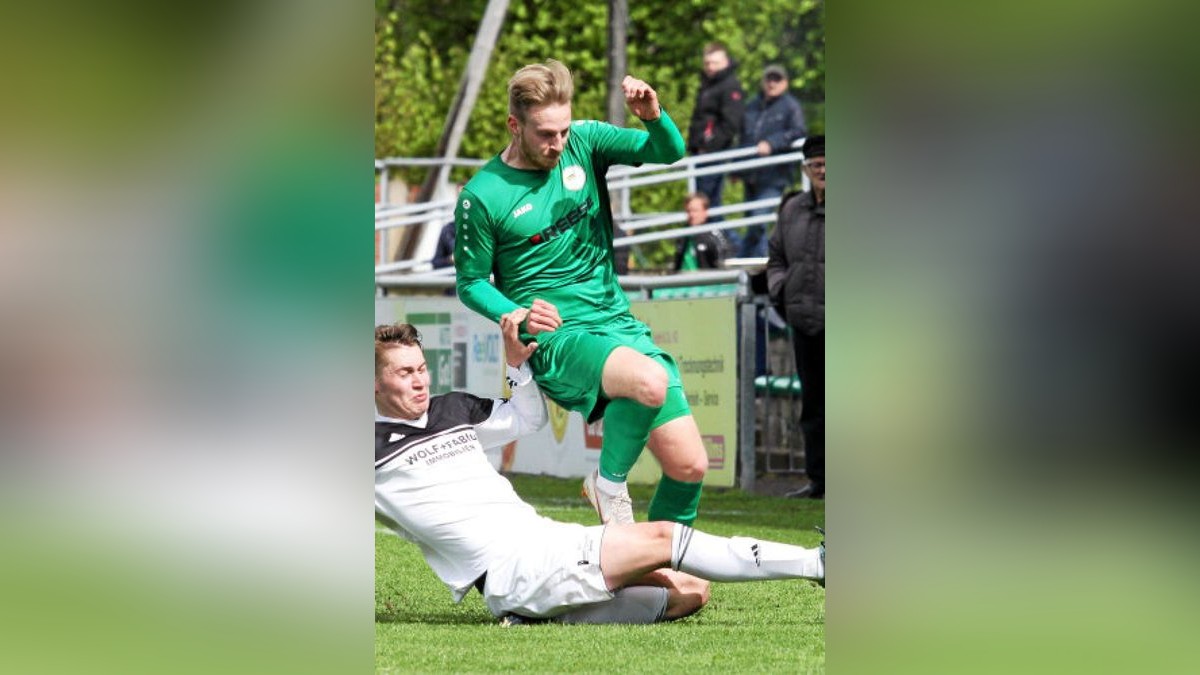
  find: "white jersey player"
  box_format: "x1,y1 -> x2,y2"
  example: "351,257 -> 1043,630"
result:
375,309 -> 825,624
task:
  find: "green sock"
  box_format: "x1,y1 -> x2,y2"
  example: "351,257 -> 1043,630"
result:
599,397 -> 660,482
648,473 -> 703,525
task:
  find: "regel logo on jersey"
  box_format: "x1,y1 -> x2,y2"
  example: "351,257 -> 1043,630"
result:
512,203 -> 533,218
528,197 -> 593,245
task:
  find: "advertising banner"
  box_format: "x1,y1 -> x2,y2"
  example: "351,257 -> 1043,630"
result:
375,294 -> 738,487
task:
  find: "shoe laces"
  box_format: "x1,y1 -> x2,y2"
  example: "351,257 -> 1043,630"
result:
605,491 -> 635,523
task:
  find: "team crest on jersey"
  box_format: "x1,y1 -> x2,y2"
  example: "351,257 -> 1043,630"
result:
562,165 -> 586,191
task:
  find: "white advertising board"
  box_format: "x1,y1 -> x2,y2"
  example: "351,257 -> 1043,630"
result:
375,294 -> 738,486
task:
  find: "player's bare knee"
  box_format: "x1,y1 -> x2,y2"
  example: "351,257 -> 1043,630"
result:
636,364 -> 668,408
647,520 -> 676,545
666,453 -> 708,483
637,521 -> 676,561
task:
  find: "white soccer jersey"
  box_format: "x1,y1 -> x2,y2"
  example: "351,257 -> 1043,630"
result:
374,363 -> 556,602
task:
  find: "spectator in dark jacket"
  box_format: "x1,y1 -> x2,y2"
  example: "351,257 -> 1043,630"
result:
673,193 -> 729,272
431,220 -> 455,269
686,43 -> 745,221
432,182 -> 465,271
613,223 -> 631,275
737,64 -> 806,258
766,135 -> 824,498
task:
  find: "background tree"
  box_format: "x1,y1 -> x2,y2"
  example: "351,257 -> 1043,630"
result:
376,0 -> 824,267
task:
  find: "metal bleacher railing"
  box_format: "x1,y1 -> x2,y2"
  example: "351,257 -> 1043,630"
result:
374,141 -> 808,278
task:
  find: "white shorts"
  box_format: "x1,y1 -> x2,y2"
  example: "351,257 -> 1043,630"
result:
482,522 -> 613,618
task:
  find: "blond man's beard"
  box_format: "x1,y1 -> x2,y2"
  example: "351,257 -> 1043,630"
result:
518,134 -> 560,170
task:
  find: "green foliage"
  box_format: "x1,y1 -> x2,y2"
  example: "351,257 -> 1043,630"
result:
375,0 -> 824,263
376,474 -> 825,672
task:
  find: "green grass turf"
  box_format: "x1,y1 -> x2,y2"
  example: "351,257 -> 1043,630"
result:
376,474 -> 825,674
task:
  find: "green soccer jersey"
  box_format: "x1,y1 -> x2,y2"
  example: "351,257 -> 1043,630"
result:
455,113 -> 685,329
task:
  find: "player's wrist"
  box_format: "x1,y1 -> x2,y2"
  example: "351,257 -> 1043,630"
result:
638,106 -> 662,122
505,362 -> 532,386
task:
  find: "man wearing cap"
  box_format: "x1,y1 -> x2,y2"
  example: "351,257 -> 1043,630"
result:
766,135 -> 824,499
737,64 -> 807,258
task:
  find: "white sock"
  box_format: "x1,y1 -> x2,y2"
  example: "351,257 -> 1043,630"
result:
596,474 -> 627,496
671,524 -> 823,582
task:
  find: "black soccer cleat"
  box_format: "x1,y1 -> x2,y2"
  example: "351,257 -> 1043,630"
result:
499,613 -> 548,627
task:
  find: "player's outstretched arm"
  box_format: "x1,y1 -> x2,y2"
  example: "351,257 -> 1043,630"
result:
475,309 -> 548,448
454,187 -> 523,323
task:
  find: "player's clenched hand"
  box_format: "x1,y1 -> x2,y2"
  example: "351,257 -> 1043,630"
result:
622,76 -> 661,121
500,309 -> 537,367
525,298 -> 562,336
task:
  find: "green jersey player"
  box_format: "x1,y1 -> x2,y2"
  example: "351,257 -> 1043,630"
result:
455,60 -> 708,526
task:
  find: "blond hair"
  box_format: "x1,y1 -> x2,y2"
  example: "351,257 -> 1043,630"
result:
508,59 -> 574,123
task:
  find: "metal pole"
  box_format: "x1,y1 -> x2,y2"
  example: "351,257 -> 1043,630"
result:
416,0 -> 510,206
378,167 -> 389,266
738,293 -> 758,492
606,0 -> 628,126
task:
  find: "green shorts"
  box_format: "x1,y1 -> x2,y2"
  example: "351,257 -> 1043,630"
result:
528,315 -> 686,424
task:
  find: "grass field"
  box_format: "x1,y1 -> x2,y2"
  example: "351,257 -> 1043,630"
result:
376,474 -> 826,674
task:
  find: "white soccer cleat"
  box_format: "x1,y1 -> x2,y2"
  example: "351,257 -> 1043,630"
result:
582,469 -> 635,525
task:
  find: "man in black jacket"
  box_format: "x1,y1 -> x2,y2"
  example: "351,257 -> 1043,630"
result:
686,43 -> 744,223
738,64 -> 807,258
766,135 -> 824,498
431,220 -> 455,269
432,183 -> 464,270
